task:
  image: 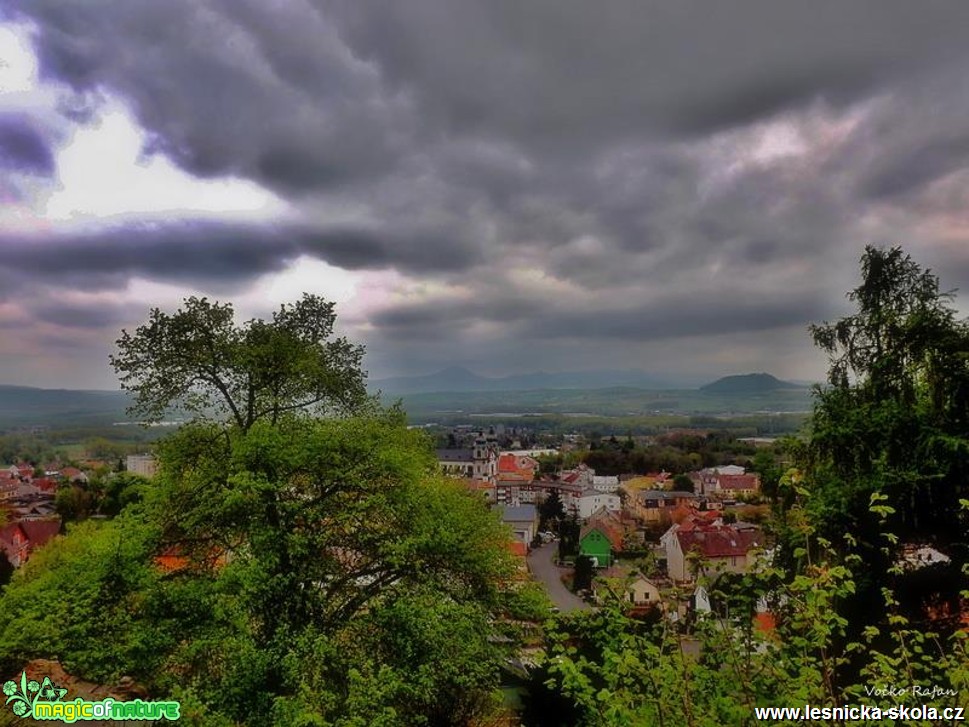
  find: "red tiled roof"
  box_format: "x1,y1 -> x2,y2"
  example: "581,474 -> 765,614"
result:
676,511 -> 720,531
12,519 -> 60,543
154,553 -> 189,573
717,474 -> 760,491
677,527 -> 761,558
0,519 -> 61,561
154,545 -> 227,573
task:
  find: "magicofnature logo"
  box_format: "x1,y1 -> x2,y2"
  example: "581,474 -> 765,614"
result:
3,671 -> 180,722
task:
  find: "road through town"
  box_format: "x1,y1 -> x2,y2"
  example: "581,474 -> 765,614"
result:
526,541 -> 590,612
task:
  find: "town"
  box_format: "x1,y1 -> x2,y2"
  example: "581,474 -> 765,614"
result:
435,427 -> 770,614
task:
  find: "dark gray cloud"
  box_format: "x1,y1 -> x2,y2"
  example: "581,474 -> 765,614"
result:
31,301 -> 132,330
16,1 -> 969,191
0,218 -> 483,296
367,279 -> 838,347
5,2 -> 969,386
0,115 -> 55,175
11,0 -> 409,192
520,294 -> 835,342
331,0 -> 969,140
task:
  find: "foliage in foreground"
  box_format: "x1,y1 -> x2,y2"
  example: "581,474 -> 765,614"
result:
0,413 -> 515,725
525,246 -> 969,725
526,554 -> 969,726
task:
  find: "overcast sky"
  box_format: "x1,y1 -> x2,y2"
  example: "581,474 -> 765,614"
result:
2,2 -> 969,389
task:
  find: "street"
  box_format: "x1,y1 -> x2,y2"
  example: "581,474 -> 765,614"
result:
526,541 -> 590,612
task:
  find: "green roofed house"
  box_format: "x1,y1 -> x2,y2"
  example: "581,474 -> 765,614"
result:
579,522 -> 622,568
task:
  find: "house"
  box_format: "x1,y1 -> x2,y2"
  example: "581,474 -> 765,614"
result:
5,482 -> 57,521
579,515 -> 623,568
154,546 -> 191,573
59,467 -> 88,484
591,475 -> 620,493
0,519 -> 61,567
618,472 -> 671,499
559,463 -> 595,489
576,489 -> 621,519
125,454 -> 158,479
693,466 -> 759,497
579,526 -> 613,568
495,504 -> 539,545
13,502 -> 58,521
629,490 -> 698,523
589,508 -> 626,541
0,476 -> 18,501
715,474 -> 761,498
495,453 -> 541,506
502,478 -> 583,509
496,481 -> 542,507
661,518 -> 763,582
32,477 -> 59,494
497,453 -> 538,481
627,574 -> 662,606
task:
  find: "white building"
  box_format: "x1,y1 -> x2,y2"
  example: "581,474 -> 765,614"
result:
126,454 -> 158,478
591,475 -> 620,493
576,489 -> 621,519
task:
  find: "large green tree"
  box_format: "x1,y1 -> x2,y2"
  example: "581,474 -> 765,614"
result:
1,296 -> 518,726
110,294 -> 369,431
807,246 -> 969,556
795,246 -> 969,644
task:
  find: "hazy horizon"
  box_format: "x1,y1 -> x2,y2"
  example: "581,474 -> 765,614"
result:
0,366 -> 816,394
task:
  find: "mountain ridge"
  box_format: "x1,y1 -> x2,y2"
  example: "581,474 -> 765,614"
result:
699,372 -> 805,394
369,367 -> 683,394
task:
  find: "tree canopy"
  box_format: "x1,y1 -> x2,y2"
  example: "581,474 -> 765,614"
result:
807,246 -> 969,557
110,294 -> 369,431
0,413 -> 516,725
0,295 -> 521,726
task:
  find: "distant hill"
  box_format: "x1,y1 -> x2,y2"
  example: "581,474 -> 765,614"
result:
0,385 -> 132,428
699,373 -> 804,394
370,367 -> 678,395
370,366 -> 491,394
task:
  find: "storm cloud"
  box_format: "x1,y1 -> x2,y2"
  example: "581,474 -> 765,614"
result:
0,115 -> 55,175
3,2 -> 969,385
